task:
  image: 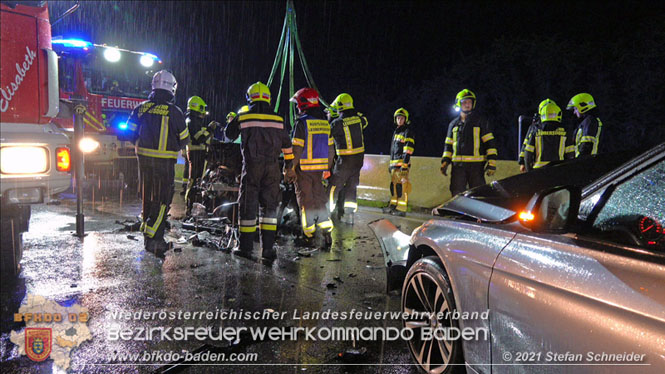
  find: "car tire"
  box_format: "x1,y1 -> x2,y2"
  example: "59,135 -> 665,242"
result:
402,256 -> 464,373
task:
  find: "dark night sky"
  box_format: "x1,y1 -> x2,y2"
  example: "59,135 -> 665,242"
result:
49,0 -> 665,158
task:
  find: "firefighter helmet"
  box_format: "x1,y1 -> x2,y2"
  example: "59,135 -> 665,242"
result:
331,93 -> 354,111
566,93 -> 596,114
246,82 -> 271,104
454,89 -> 476,111
539,100 -> 562,122
393,107 -> 410,124
290,88 -> 320,111
187,96 -> 207,114
538,98 -> 555,112
152,70 -> 177,95
226,111 -> 237,121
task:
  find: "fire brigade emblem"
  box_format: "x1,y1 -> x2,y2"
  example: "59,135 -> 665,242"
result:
25,328 -> 51,362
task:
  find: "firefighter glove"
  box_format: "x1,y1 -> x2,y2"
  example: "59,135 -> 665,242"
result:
440,161 -> 449,176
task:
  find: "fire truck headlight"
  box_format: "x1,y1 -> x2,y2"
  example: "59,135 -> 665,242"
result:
104,47 -> 121,62
79,138 -> 100,154
140,54 -> 154,68
1,146 -> 49,174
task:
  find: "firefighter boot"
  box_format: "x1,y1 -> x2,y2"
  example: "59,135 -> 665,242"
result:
323,231 -> 333,250
313,230 -> 325,250
260,230 -> 277,262
382,205 -> 396,214
340,212 -> 354,225
233,232 -> 256,260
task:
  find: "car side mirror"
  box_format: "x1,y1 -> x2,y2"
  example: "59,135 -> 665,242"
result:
519,185 -> 581,233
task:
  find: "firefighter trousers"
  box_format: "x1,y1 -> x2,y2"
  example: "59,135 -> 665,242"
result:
328,154 -> 364,216
450,163 -> 485,196
294,169 -> 333,238
182,154 -> 189,192
389,168 -> 409,212
185,149 -> 208,210
138,156 -> 175,246
237,159 -> 281,257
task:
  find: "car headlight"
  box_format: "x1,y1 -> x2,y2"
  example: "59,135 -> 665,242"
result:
1,146 -> 49,174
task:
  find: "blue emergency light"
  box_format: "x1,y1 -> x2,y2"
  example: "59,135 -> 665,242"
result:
118,122 -> 128,130
52,38 -> 92,50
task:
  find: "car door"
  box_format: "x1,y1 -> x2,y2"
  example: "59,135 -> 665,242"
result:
487,159 -> 665,373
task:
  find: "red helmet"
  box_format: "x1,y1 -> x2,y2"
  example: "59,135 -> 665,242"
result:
290,88 -> 320,111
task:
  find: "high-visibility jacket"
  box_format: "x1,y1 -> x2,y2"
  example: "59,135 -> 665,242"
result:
186,112 -> 210,151
519,119 -> 542,167
128,89 -> 190,159
224,102 -> 294,165
574,112 -> 603,157
524,122 -> 575,168
389,124 -> 415,171
292,110 -> 334,171
330,110 -> 368,156
441,111 -> 497,170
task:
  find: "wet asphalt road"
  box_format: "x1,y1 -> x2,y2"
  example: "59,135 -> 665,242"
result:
0,187 -> 430,374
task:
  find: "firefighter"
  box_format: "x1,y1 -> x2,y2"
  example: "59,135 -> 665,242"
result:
383,108 -> 415,216
224,82 -> 294,261
288,88 -> 334,248
327,93 -> 368,225
440,89 -> 498,196
127,70 -> 189,257
184,95 -> 211,215
519,98 -> 553,172
523,100 -> 575,169
566,93 -> 603,157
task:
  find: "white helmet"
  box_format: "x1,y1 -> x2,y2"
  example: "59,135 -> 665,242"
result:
152,70 -> 177,95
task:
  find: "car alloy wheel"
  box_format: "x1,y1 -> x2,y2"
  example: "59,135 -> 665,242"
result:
402,256 -> 463,373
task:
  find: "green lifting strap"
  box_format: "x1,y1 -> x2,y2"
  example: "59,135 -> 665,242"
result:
267,0 -> 329,128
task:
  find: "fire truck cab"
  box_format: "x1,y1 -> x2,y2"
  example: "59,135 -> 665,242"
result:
1,1 -> 72,278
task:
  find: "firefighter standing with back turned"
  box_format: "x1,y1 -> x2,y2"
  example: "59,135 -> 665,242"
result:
288,88 -> 334,248
127,70 -> 190,257
566,93 -> 603,158
383,108 -> 415,217
184,95 -> 211,216
440,89 -> 497,196
224,82 -> 294,262
519,98 -> 553,172
523,99 -> 575,169
328,93 -> 368,225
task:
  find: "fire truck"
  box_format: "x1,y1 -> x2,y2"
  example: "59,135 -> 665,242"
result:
1,1 -> 72,278
51,37 -> 162,193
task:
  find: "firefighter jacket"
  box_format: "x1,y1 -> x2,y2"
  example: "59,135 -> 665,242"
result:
224,102 -> 294,167
291,108 -> 334,172
573,111 -> 603,157
330,109 -> 368,156
524,122 -> 575,168
128,89 -> 190,159
389,124 -> 415,171
519,118 -> 542,167
186,111 -> 210,151
441,111 -> 497,170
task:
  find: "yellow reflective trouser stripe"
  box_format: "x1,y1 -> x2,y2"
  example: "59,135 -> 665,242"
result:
136,147 -> 178,159
240,219 -> 257,233
337,147 -> 364,155
344,201 -> 358,212
187,144 -> 206,151
317,220 -> 333,230
329,185 -> 337,212
534,161 -> 550,168
301,208 -> 315,237
144,204 -> 166,238
260,224 -> 277,231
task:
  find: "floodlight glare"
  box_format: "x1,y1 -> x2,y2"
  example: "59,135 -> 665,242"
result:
103,47 -> 121,62
140,54 -> 154,67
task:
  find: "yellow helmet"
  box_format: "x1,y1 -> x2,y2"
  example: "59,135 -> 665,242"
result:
246,82 -> 271,104
567,93 -> 596,114
324,106 -> 339,119
187,96 -> 207,114
539,100 -> 562,122
538,98 -> 555,112
393,107 -> 410,124
331,93 -> 354,111
454,89 -> 476,111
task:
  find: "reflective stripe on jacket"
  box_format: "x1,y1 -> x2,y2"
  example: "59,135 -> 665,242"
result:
441,111 -> 497,169
330,110 -> 368,156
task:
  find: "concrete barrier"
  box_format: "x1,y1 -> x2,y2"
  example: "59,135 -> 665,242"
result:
358,155 -> 520,209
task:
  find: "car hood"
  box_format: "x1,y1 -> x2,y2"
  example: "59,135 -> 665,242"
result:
436,149 -> 643,222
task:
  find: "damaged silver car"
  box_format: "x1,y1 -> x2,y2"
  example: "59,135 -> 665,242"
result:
370,143 -> 665,373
